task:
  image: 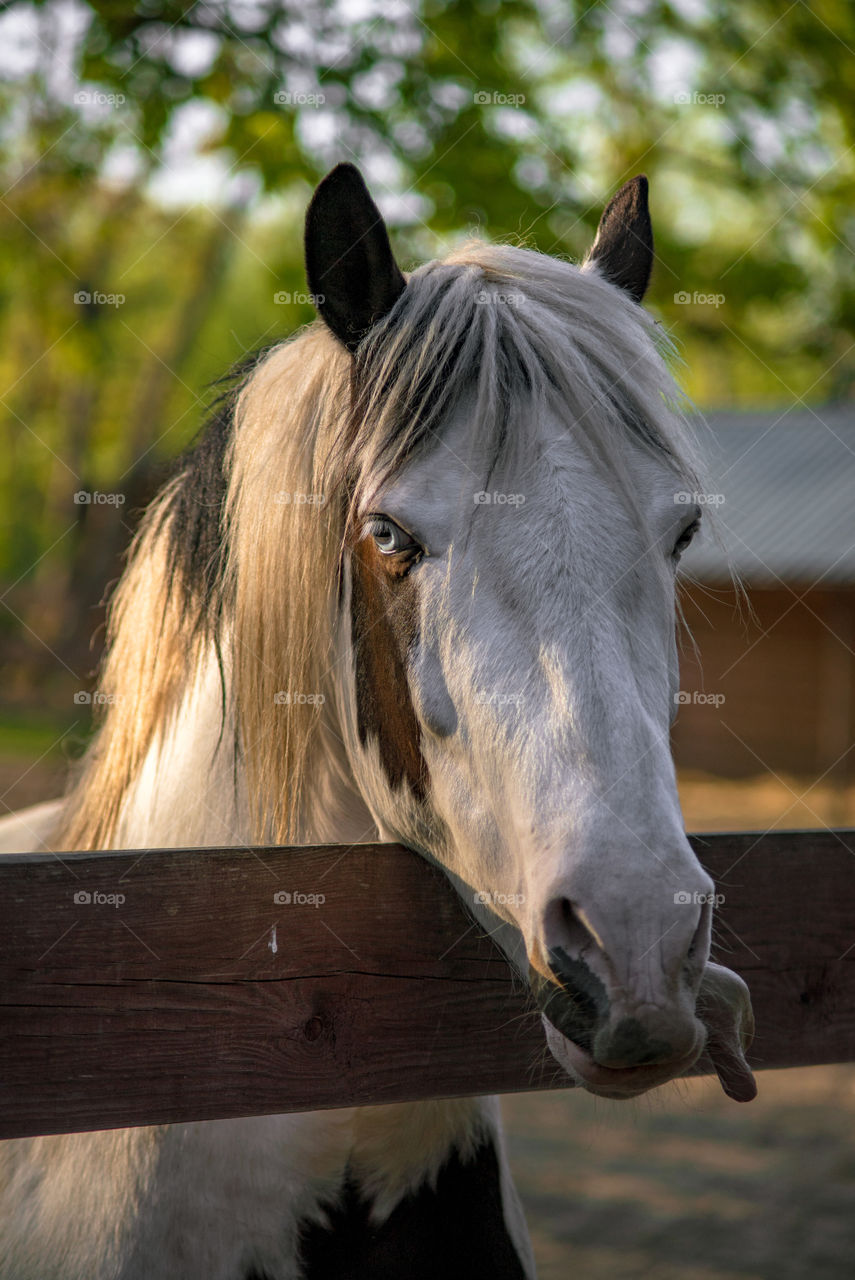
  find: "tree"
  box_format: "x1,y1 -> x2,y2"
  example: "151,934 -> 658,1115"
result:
0,0 -> 852,700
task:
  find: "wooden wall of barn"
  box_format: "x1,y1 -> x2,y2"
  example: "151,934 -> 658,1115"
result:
672,585 -> 855,780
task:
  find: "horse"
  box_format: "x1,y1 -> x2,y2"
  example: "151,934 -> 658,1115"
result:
0,163 -> 755,1279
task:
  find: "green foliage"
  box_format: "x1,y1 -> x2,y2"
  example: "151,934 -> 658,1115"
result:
0,0 -> 852,696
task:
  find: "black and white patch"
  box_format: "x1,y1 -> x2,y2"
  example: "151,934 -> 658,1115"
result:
297,1139 -> 529,1280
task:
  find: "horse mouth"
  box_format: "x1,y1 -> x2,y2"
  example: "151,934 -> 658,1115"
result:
543,1018 -> 706,1099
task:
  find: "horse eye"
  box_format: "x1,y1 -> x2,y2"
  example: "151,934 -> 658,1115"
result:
673,518 -> 700,558
367,516 -> 421,557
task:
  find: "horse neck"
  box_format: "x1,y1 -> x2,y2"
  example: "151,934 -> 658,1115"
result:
114,642 -> 378,851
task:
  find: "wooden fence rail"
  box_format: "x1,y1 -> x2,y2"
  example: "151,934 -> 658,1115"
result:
1,830 -> 854,1140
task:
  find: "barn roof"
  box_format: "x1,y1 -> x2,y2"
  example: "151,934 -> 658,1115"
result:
678,405 -> 855,586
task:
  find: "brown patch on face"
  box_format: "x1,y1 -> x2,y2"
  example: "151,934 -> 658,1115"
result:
349,527 -> 428,800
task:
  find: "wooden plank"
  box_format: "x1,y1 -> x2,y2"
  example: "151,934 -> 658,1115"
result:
690,829 -> 855,1073
0,831 -> 853,1139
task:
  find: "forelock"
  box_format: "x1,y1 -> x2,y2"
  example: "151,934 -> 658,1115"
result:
321,240 -> 702,507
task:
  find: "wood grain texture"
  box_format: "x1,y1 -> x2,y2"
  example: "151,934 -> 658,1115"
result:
1,831 -> 853,1139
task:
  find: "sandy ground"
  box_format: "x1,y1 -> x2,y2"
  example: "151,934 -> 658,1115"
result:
2,746 -> 854,1276
503,1066 -> 855,1279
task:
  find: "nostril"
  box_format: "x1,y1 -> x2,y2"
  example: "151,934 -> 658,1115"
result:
536,898 -> 610,1053
544,897 -> 602,959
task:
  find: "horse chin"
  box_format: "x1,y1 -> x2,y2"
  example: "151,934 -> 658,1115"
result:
543,1018 -> 705,1101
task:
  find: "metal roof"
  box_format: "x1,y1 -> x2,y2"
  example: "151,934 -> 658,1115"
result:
677,405 -> 855,586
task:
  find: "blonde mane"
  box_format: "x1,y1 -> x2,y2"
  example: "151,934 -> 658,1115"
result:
53,240 -> 702,852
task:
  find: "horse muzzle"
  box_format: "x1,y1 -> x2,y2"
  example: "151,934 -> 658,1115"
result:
530,951 -> 756,1101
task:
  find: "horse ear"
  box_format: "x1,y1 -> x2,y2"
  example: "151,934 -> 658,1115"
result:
305,163 -> 407,353
584,175 -> 653,304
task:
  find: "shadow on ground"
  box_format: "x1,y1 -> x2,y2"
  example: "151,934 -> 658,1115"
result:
503,1065 -> 855,1278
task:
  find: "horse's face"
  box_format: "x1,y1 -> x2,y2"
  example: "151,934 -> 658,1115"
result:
307,164 -> 755,1103
345,393 -> 717,1099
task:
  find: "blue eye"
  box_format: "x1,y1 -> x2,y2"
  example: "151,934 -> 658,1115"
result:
367,516 -> 422,557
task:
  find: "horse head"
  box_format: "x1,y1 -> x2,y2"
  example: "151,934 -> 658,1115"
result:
298,164 -> 755,1104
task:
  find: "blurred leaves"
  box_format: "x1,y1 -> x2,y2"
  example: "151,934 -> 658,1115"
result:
0,0 -> 853,695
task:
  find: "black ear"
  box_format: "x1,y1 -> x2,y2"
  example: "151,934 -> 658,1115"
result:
585,175 -> 653,304
304,163 -> 407,353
